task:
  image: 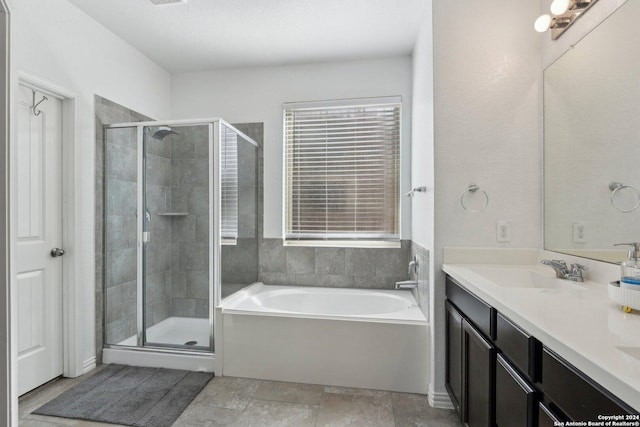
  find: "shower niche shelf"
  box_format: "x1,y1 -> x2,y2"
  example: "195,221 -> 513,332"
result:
157,212 -> 189,217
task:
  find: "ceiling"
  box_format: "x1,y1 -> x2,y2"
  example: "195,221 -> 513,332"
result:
67,0 -> 426,74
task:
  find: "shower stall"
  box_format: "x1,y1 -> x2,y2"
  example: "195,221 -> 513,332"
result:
101,119 -> 258,371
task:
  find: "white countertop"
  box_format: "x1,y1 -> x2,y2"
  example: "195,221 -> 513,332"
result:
443,262 -> 640,411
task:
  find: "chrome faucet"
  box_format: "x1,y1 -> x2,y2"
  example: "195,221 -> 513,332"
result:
540,260 -> 587,282
541,260 -> 569,278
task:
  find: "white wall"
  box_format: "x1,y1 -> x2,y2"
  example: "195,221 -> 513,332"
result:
431,0 -> 542,402
411,1 -> 434,252
410,0 -> 438,405
9,0 -> 171,413
171,57 -> 413,240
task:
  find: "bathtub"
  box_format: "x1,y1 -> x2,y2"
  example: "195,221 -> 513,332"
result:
216,283 -> 429,394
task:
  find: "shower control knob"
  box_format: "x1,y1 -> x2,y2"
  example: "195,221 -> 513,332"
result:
50,248 -> 65,257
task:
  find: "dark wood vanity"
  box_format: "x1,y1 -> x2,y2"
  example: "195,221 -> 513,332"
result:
445,275 -> 638,426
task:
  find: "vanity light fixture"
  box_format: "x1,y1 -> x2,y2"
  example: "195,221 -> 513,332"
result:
534,0 -> 598,40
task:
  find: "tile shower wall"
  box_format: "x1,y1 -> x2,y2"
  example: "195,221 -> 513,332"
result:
95,96 -> 151,362
144,132 -> 173,328
169,126 -> 210,318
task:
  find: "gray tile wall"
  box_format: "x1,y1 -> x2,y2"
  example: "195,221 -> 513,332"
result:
410,241 -> 430,318
144,132 -> 173,329
258,240 -> 413,289
169,125 -> 210,318
95,96 -> 151,362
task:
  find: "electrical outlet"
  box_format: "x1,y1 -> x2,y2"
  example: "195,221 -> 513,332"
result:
496,221 -> 511,243
573,221 -> 587,243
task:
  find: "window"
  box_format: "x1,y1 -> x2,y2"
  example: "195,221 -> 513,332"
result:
221,125 -> 238,243
284,97 -> 401,245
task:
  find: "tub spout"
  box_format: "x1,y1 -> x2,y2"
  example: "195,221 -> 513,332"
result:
395,280 -> 418,290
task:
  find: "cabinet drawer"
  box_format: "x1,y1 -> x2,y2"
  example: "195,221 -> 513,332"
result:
446,276 -> 495,339
495,312 -> 541,382
541,347 -> 636,420
496,354 -> 539,427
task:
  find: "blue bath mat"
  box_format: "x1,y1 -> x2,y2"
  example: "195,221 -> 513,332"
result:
33,364 -> 213,427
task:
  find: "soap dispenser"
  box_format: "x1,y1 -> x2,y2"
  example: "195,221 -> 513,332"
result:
614,243 -> 640,288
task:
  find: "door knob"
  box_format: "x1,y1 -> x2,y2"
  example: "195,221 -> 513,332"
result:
51,248 -> 65,257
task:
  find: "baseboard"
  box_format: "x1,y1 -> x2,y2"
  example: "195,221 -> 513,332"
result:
82,357 -> 97,374
429,389 -> 454,409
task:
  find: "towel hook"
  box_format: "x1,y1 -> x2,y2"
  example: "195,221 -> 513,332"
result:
460,184 -> 489,213
31,90 -> 48,116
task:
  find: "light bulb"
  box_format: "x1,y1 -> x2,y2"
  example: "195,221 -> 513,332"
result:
534,14 -> 552,32
550,0 -> 571,15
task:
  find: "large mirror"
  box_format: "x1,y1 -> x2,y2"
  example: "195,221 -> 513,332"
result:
544,0 -> 640,264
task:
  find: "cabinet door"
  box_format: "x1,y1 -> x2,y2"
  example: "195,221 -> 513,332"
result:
446,301 -> 463,418
538,402 -> 564,427
463,318 -> 496,427
496,354 -> 538,427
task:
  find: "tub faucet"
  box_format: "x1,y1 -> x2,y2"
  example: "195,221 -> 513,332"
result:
408,256 -> 419,275
395,280 -> 418,290
540,260 -> 587,282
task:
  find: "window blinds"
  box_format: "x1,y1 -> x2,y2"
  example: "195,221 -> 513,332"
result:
221,125 -> 238,241
284,97 -> 401,242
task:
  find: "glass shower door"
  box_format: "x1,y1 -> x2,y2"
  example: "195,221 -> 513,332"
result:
142,124 -> 212,351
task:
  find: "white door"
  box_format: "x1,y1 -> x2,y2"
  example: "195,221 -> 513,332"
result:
16,84 -> 64,395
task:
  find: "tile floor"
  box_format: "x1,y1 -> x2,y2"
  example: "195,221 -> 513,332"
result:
19,366 -> 462,427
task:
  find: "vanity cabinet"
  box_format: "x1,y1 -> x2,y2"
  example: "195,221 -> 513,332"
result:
445,275 -> 638,426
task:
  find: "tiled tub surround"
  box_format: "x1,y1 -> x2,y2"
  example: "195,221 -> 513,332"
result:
258,240 -> 413,289
442,248 -> 640,411
411,241 -> 429,317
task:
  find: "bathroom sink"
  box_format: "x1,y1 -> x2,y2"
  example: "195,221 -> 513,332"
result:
464,265 -> 560,289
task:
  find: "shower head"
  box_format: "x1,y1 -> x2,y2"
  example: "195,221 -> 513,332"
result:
151,126 -> 179,140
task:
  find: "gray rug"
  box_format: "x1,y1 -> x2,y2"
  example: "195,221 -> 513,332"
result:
34,364 -> 213,427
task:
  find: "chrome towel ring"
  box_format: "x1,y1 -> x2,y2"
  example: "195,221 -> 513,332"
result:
461,184 -> 489,213
609,181 -> 640,213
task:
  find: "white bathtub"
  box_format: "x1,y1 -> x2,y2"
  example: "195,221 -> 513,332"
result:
217,283 -> 429,394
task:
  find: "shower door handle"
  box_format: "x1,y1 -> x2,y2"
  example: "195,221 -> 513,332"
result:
51,248 -> 65,257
